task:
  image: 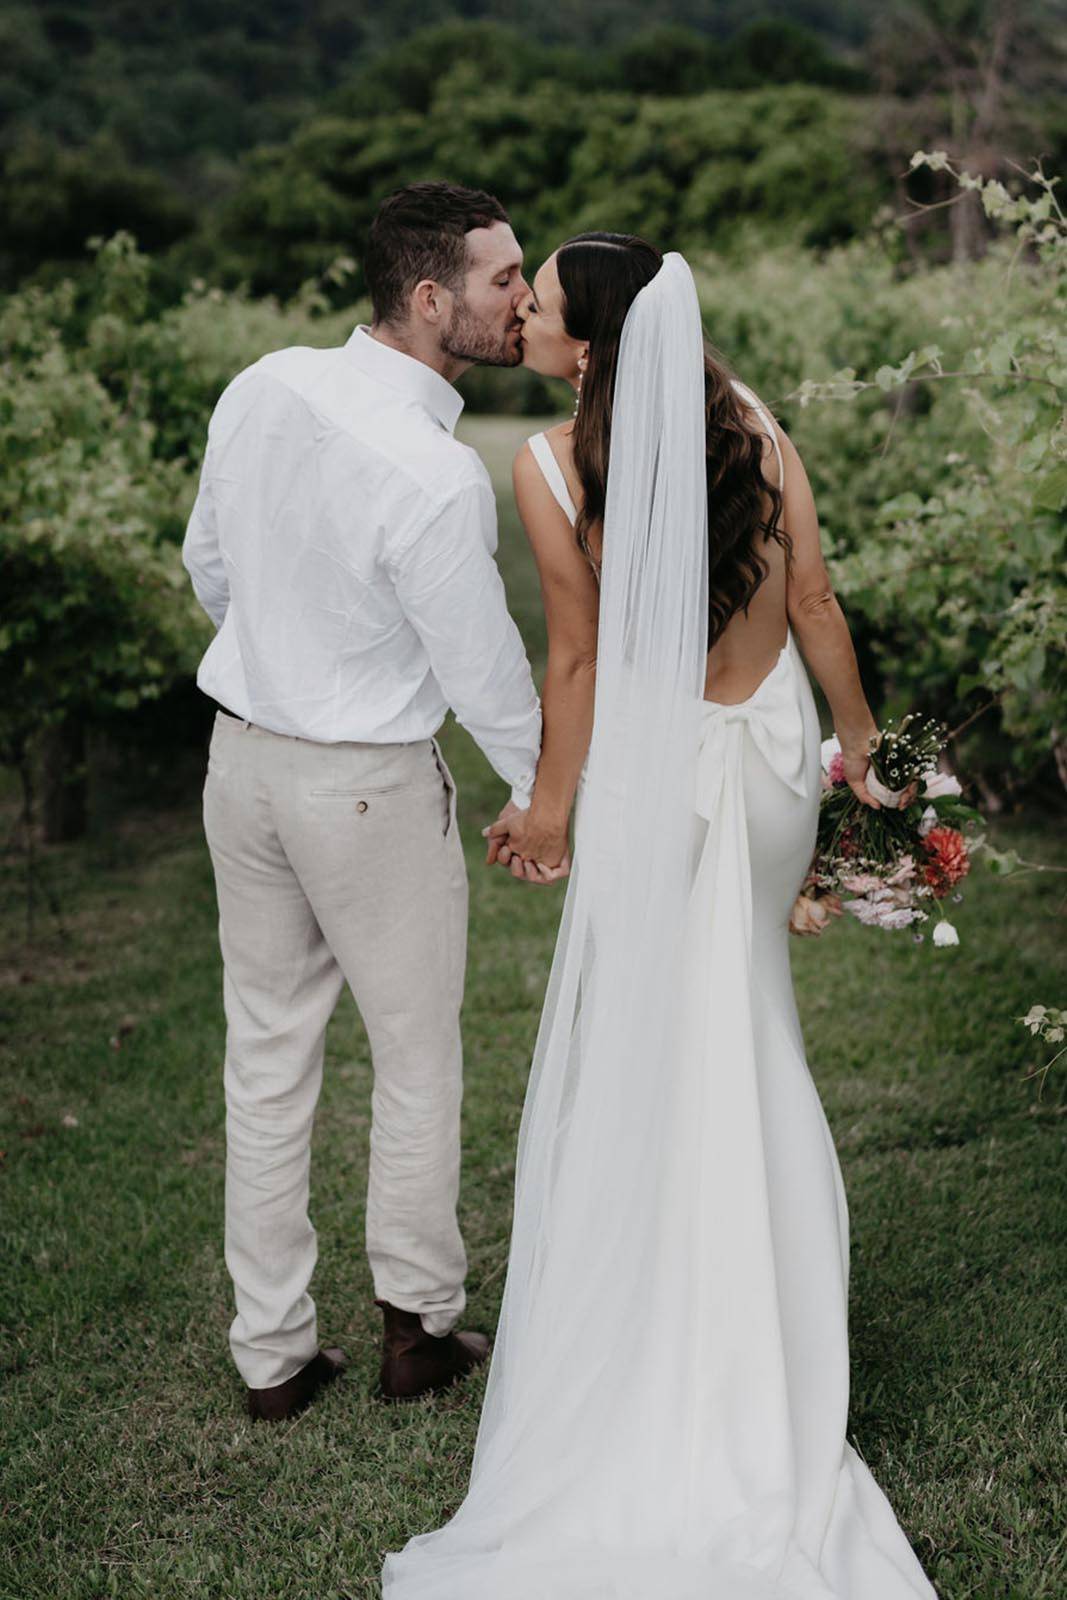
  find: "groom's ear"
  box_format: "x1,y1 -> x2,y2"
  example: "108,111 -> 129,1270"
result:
411,277 -> 451,327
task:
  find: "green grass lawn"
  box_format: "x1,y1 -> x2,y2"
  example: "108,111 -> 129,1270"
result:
1,416 -> 1065,1600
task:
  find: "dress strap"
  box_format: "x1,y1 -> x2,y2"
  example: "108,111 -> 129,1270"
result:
730,379 -> 785,492
527,432 -> 578,526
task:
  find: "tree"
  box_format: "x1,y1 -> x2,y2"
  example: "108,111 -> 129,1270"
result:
869,0 -> 1067,261
0,133 -> 193,289
0,237 -> 209,855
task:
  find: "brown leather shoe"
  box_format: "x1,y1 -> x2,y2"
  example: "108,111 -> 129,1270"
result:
376,1300 -> 490,1401
247,1346 -> 348,1422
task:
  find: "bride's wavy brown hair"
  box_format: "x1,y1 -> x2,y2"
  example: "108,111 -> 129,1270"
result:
556,232 -> 792,648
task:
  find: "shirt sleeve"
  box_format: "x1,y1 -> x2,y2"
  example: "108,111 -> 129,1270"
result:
181,438 -> 229,630
387,479 -> 541,807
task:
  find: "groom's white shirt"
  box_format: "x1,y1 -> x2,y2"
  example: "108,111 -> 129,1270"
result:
182,325 -> 540,807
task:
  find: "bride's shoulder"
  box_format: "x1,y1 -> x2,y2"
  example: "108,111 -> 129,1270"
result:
513,420 -> 576,485
729,376 -> 775,425
730,377 -> 788,490
542,419 -> 575,449
515,419 -> 574,458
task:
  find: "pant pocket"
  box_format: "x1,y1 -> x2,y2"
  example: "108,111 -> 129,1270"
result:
430,737 -> 458,838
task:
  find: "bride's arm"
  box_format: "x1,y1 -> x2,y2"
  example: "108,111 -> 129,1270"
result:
776,427 -> 883,808
490,442 -> 600,872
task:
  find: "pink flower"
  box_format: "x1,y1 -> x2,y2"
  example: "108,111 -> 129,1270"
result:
841,872 -> 882,894
876,904 -> 924,929
828,752 -> 847,785
886,854 -> 916,886
844,896 -> 882,926
844,895 -> 922,930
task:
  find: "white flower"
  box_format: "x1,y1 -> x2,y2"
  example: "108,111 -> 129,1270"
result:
918,805 -> 938,837
820,735 -> 842,773
922,769 -> 962,799
933,920 -> 960,947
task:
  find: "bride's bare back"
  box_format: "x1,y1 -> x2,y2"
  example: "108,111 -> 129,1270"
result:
701,395 -> 790,705
533,393 -> 796,706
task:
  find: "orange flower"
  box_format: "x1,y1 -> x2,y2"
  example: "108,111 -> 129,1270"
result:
922,826 -> 970,896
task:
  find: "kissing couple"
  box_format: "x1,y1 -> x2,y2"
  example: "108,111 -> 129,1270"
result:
184,181 -> 939,1598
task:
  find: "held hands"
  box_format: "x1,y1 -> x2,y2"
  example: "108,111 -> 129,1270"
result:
481,800 -> 571,886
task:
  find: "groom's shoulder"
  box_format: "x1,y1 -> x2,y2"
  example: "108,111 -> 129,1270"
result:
209,342 -> 339,423
224,342 -> 339,398
329,380 -> 492,511
397,429 -> 491,500
208,342 -> 492,507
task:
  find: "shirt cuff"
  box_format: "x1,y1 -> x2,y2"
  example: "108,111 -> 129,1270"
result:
509,784 -> 533,811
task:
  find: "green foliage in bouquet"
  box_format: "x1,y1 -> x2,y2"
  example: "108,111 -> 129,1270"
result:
869,711 -> 945,794
816,769 -> 984,877
815,715 -> 983,885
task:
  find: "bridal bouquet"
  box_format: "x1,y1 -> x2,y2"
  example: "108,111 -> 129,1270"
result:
796,712 -> 985,948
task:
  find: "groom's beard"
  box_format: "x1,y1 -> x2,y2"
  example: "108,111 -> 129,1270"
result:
440,295 -> 523,368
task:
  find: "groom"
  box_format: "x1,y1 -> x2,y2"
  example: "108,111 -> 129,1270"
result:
183,182 -> 543,1420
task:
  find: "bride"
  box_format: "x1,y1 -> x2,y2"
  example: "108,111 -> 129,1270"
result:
382,236 -> 939,1599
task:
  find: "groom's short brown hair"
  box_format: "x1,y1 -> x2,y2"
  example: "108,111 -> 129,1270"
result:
365,181 -> 511,326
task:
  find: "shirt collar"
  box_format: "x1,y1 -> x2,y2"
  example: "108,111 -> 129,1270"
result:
344,325 -> 465,435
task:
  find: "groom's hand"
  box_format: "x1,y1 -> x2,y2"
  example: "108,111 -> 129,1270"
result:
483,800 -> 526,869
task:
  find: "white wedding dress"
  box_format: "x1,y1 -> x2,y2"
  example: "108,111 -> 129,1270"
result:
382,263 -> 938,1600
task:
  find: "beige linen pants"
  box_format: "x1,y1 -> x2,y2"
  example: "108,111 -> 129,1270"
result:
202,710 -> 469,1389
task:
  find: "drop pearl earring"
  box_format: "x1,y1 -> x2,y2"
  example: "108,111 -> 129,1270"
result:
573,359 -> 587,419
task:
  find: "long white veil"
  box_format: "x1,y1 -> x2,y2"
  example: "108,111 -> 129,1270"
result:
383,251 -> 714,1594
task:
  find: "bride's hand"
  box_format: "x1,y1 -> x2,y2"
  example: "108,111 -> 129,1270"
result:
839,740 -> 883,810
840,741 -> 921,811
